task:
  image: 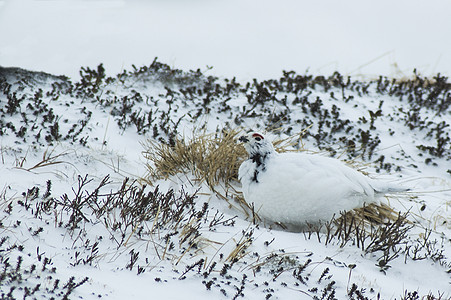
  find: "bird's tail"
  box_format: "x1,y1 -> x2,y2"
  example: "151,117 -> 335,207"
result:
372,181 -> 410,194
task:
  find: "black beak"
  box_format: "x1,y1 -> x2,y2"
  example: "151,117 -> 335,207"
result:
239,136 -> 249,143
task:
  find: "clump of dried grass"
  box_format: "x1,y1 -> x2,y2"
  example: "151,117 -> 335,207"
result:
343,202 -> 400,225
142,128 -> 252,215
143,128 -> 246,186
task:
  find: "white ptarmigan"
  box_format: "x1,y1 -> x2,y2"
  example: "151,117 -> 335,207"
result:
238,132 -> 407,229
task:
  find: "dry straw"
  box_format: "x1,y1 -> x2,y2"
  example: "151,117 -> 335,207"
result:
143,128 -> 246,187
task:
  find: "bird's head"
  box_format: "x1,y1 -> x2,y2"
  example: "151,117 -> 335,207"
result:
239,132 -> 275,157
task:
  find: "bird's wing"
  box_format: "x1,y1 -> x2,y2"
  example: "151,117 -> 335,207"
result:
276,153 -> 376,198
299,154 -> 408,195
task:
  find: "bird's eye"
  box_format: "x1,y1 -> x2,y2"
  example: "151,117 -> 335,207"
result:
252,133 -> 264,141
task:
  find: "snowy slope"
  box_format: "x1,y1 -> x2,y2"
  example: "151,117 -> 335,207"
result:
0,63 -> 450,299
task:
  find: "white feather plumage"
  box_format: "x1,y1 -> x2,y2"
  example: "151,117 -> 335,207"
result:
238,132 -> 407,228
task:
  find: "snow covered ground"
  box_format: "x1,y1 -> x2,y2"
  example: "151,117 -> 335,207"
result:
1,61 -> 450,299
1,1 -> 451,299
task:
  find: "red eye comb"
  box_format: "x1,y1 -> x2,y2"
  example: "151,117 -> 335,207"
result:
252,133 -> 264,140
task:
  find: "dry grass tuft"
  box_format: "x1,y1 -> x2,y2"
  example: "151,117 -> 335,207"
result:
342,202 -> 400,225
142,128 -> 253,215
143,128 -> 246,187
